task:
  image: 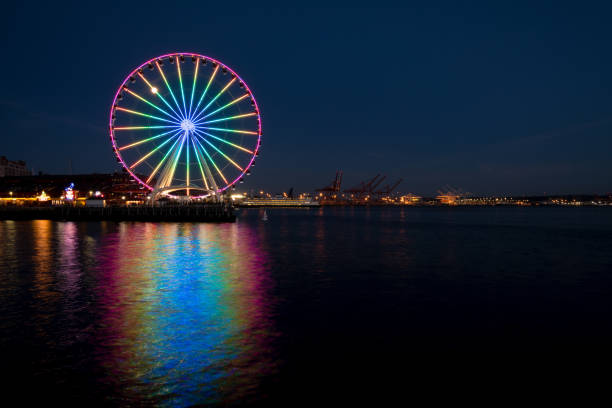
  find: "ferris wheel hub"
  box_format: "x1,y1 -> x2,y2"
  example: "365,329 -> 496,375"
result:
180,119 -> 196,132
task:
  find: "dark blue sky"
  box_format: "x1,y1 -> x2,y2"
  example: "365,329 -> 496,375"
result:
2,2 -> 611,195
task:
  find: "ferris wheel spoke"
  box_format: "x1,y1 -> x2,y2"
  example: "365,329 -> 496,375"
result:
114,125 -> 179,130
156,61 -> 185,119
201,126 -> 258,135
138,72 -> 183,122
194,93 -> 250,122
193,131 -> 243,171
124,88 -> 180,122
146,134 -> 184,184
192,136 -> 218,190
195,112 -> 257,125
188,57 -> 200,118
193,135 -> 228,184
194,129 -> 253,154
190,137 -> 210,190
129,130 -> 182,169
118,128 -> 181,151
165,132 -> 187,187
192,78 -> 236,121
192,65 -> 219,120
115,107 -> 177,124
176,56 -> 188,117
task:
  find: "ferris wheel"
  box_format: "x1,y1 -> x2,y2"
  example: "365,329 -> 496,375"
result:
109,52 -> 261,198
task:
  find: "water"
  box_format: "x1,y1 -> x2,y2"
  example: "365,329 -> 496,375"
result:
1,207 -> 612,404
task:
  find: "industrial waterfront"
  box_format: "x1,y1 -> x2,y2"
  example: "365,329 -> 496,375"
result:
1,167 -> 611,211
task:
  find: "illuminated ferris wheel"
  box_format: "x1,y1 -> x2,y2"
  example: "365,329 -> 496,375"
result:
109,53 -> 261,198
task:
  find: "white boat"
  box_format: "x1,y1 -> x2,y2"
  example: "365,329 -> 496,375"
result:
262,210 -> 268,221
239,197 -> 320,207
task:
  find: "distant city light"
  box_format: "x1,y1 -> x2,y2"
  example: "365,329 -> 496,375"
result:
37,191 -> 49,202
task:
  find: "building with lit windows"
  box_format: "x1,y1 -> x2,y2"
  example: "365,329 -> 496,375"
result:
0,156 -> 31,177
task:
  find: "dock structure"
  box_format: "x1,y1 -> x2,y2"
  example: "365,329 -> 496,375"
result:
0,203 -> 235,222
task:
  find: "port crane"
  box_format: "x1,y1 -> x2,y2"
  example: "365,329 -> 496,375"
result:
316,172 -> 404,202
344,174 -> 382,196
374,178 -> 403,197
316,170 -> 343,198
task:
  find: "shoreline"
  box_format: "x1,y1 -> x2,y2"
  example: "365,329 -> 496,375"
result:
0,204 -> 236,223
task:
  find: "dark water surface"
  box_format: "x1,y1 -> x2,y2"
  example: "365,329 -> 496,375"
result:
2,207 -> 612,405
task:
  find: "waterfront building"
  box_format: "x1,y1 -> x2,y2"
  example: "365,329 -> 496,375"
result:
0,172 -> 146,204
399,194 -> 423,205
0,156 -> 31,177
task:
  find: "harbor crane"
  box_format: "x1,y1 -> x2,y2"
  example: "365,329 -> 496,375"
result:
344,174 -> 382,195
316,170 -> 343,199
374,178 -> 403,196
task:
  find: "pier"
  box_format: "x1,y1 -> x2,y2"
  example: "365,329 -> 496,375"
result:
0,203 -> 235,222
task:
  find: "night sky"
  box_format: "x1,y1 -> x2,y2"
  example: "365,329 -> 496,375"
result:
2,2 -> 611,195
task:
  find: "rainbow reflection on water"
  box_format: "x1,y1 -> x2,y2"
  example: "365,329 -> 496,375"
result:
96,223 -> 277,405
2,220 -> 277,406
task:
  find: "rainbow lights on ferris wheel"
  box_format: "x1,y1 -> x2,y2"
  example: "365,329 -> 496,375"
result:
109,53 -> 261,197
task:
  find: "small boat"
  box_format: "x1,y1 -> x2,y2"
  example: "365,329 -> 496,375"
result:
262,210 -> 268,221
